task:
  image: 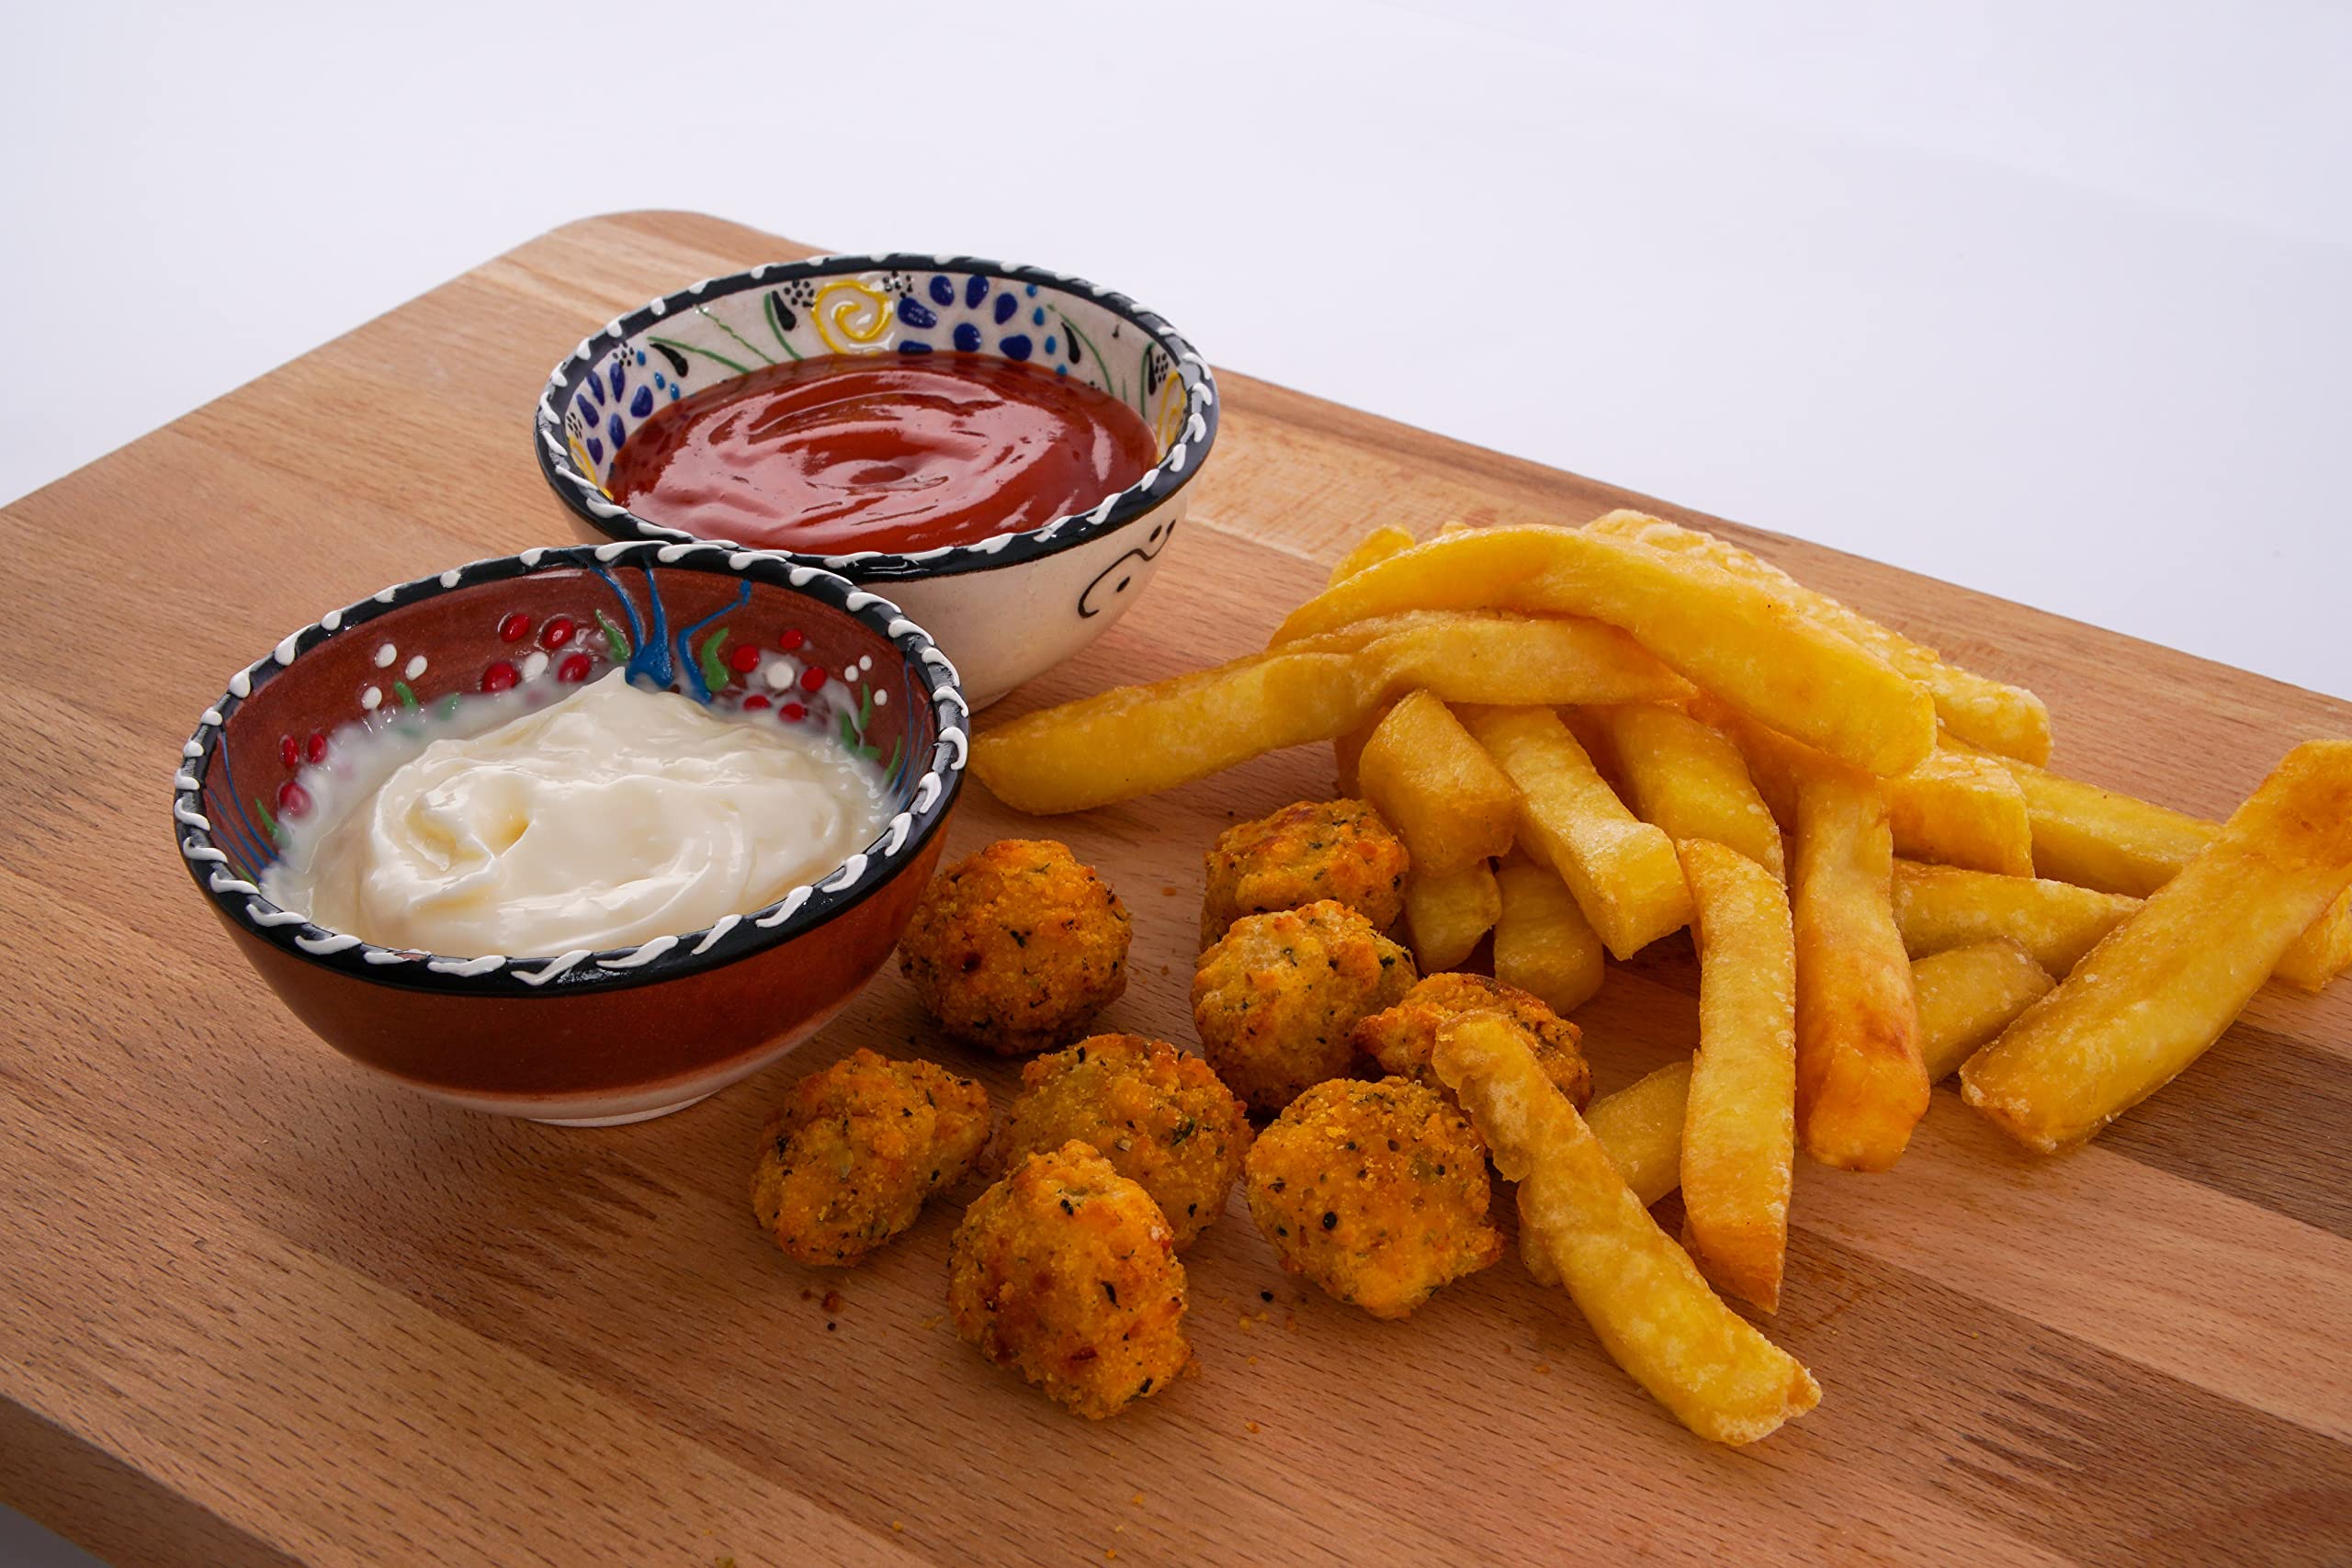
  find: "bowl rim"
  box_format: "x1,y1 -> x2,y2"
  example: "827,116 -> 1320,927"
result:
532,251 -> 1219,582
171,539 -> 967,998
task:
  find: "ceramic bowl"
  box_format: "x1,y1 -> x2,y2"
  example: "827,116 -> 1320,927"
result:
173,542 -> 967,1125
533,253 -> 1218,707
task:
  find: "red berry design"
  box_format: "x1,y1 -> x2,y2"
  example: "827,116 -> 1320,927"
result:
277,780 -> 312,818
779,701 -> 808,723
743,694 -> 772,711
498,611 -> 531,644
279,735 -> 300,769
305,731 -> 328,764
798,665 -> 827,693
539,615 -> 576,649
727,642 -> 761,674
481,660 -> 521,694
778,628 -> 806,651
557,652 -> 594,682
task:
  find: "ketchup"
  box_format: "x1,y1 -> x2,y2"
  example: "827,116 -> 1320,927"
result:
605,354 -> 1161,554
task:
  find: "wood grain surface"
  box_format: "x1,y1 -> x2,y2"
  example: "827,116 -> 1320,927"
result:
3,212 -> 2346,1568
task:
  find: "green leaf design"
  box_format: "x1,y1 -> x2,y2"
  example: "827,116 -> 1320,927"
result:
884,735 -> 904,779
393,681 -> 418,710
254,798 -> 285,847
763,293 -> 807,361
595,609 -> 632,662
698,627 -> 733,692
645,334 -> 752,378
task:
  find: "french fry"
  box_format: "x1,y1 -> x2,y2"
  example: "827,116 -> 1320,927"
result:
1493,854 -> 1606,1015
1584,1061 -> 1693,1210
1788,762 -> 1927,1171
1570,942 -> 2046,1214
1462,706 -> 1691,959
1402,860 -> 1502,971
1584,511 -> 2052,764
1593,705 -> 1785,880
1956,743 -> 2352,991
973,613 -> 1688,815
1883,748 -> 2034,877
1963,740 -> 2352,1151
1912,939 -> 2054,1083
1331,705 -> 1387,795
1678,841 -> 1797,1312
1357,692 -> 1520,874
1890,861 -> 2139,976
1269,525 -> 1937,776
1328,523 -> 1419,586
1571,942 -> 2051,1217
1431,1013 -> 1821,1446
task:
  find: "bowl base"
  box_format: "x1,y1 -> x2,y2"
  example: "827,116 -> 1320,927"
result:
531,1093 -> 713,1128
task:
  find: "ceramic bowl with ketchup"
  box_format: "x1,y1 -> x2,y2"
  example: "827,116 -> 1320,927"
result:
172,542 -> 967,1125
534,253 -> 1218,707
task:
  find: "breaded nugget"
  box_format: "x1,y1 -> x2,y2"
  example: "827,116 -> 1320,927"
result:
1201,799 -> 1410,945
1193,899 -> 1418,1113
1244,1077 -> 1502,1318
899,839 -> 1132,1056
1350,972 -> 1593,1112
751,1048 -> 991,1267
1003,1035 -> 1252,1249
947,1140 -> 1192,1419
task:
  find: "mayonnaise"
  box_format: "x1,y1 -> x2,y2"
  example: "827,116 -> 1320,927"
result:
264,671 -> 888,955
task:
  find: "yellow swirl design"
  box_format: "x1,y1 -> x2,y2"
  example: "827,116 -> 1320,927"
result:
813,278 -> 894,354
1152,370 -> 1189,453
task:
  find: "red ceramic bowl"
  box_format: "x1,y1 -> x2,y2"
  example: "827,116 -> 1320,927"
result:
173,543 -> 967,1124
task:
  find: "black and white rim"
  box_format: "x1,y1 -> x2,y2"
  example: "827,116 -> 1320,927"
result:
532,253 -> 1219,582
172,540 -> 967,997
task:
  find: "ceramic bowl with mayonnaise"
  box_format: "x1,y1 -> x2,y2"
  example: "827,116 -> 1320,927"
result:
172,542 -> 966,1125
534,252 -> 1218,707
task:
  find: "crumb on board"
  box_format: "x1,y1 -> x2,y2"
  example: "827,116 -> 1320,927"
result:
1130,1494 -> 1145,1506
799,1288 -> 815,1301
1161,886 -> 1179,897
821,1289 -> 845,1314
1245,1420 -> 1261,1434
891,1522 -> 904,1533
919,1314 -> 944,1331
1534,1363 -> 1552,1375
1247,1355 -> 1259,1366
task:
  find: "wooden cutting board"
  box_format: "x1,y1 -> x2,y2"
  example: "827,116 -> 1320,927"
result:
3,213 -> 2346,1568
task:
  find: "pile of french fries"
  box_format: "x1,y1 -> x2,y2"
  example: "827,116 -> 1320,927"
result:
972,513 -> 2352,1446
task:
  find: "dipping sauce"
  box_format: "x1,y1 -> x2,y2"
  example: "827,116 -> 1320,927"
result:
263,671 -> 888,955
605,355 -> 1161,554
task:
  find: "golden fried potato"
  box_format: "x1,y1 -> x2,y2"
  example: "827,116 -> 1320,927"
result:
947,1141 -> 1192,1419
1591,704 -> 1784,880
1463,705 -> 1692,959
1430,1012 -> 1819,1446
1911,940 -> 2053,1082
1584,1061 -> 1694,1210
972,612 -> 1688,814
1492,854 -> 1606,1015
1271,523 -> 1936,776
751,1049 -> 991,1267
1883,747 -> 2035,877
1678,840 -> 1796,1313
1193,899 -> 1417,1113
898,840 -> 1131,1056
1400,860 -> 1501,971
1958,742 -> 2352,991
1788,762 -> 1927,1172
1357,691 -> 1520,875
1002,1035 -> 1251,1250
1199,798 -> 1408,947
1328,523 -> 1419,585
1583,510 -> 2052,764
1964,740 -> 2352,1152
1243,1077 -> 1502,1319
1890,860 -> 2139,976
1350,971 -> 1592,1112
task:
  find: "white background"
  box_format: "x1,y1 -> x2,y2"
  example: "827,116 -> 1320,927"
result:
2,3 -> 2346,1561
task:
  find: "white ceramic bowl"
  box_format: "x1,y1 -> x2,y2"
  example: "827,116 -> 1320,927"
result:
534,253 -> 1218,706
